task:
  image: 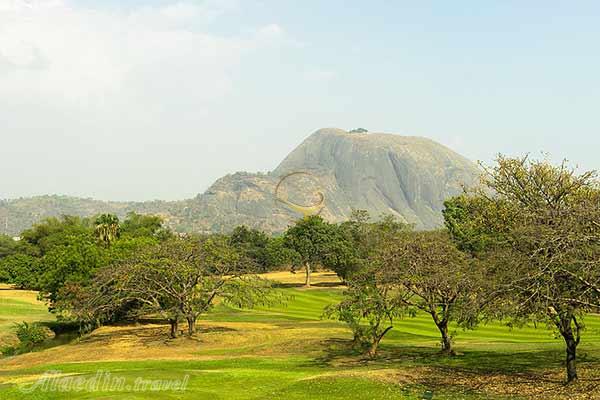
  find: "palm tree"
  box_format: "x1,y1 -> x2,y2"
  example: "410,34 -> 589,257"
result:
94,214 -> 120,246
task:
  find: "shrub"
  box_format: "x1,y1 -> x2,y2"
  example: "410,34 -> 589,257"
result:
15,321 -> 50,346
1,322 -> 53,356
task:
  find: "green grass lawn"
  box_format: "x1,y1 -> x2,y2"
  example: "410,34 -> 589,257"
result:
1,284 -> 599,399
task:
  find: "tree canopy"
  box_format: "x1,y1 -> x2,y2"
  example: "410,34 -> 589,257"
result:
444,155 -> 600,382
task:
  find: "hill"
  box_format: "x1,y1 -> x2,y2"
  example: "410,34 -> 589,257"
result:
0,128 -> 480,235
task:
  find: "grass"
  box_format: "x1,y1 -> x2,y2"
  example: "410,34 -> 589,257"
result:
0,284 -> 54,347
0,272 -> 599,399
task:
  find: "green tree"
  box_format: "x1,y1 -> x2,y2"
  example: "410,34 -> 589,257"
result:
120,212 -> 167,239
230,226 -> 272,272
0,254 -> 42,289
38,236 -> 108,306
382,230 -> 483,355
229,226 -> 301,272
283,216 -> 340,287
0,234 -> 17,259
264,236 -> 299,270
325,264 -> 409,357
20,216 -> 93,256
334,211 -> 410,281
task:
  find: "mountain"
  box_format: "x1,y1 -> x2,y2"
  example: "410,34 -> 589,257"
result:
0,128 -> 480,236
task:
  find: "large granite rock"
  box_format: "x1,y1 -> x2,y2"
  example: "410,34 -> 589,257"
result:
181,128 -> 480,232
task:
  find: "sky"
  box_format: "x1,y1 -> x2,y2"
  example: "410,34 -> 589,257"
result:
1,0 -> 599,201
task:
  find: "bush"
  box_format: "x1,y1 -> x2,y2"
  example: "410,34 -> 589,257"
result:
15,321 -> 51,345
2,322 -> 53,356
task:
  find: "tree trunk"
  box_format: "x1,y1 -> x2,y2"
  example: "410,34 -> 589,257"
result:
352,331 -> 362,346
169,318 -> 178,339
565,336 -> 578,383
367,326 -> 393,358
304,262 -> 311,287
436,322 -> 454,355
367,339 -> 380,358
556,313 -> 580,384
186,316 -> 196,337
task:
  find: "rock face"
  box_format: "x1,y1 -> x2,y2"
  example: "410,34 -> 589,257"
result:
0,128 -> 480,235
181,128 -> 480,232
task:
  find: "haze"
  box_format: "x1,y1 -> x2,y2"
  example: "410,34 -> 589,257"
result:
1,0 -> 599,201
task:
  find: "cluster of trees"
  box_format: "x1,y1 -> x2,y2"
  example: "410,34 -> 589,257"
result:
323,156 -> 600,384
0,213 -> 167,303
0,212 -> 287,338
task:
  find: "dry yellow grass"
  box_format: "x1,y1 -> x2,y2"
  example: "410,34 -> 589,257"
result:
260,270 -> 343,286
0,318 -> 347,372
0,284 -> 45,303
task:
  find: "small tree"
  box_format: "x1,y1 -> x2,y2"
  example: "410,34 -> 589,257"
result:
0,253 -> 42,289
20,215 -> 93,256
230,225 -> 272,272
120,212 -> 166,239
325,266 -> 409,357
383,230 -> 483,355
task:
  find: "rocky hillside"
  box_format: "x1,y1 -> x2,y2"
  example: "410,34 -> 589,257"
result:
0,128 -> 480,235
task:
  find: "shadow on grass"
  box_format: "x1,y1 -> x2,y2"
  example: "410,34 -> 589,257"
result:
76,323 -> 238,347
308,339 -> 600,398
272,281 -> 344,289
312,338 -> 600,376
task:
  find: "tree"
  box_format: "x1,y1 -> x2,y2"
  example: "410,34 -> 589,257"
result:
444,155 -> 600,383
230,226 -> 271,272
334,211 -> 410,281
62,236 -> 278,338
39,234 -> 154,308
382,230 -> 483,355
94,214 -> 120,246
20,215 -> 93,256
283,216 -> 337,287
4,214 -> 159,308
120,212 -> 167,239
230,227 -> 299,272
324,264 -> 409,357
0,254 -> 42,289
0,234 -> 17,259
333,211 -> 370,281
38,236 -> 108,306
264,236 -> 299,270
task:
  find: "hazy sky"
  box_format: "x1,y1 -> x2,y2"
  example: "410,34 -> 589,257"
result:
1,1 -> 599,201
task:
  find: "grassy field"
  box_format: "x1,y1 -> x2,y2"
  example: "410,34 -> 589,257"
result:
0,272 -> 599,399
